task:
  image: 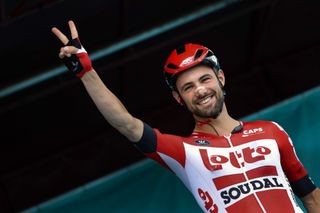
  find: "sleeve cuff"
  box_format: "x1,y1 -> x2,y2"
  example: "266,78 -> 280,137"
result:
290,175 -> 317,198
133,122 -> 157,153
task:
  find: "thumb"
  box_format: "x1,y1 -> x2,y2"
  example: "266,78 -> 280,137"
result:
59,46 -> 80,58
63,46 -> 79,54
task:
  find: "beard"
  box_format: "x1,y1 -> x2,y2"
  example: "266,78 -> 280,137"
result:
191,87 -> 225,119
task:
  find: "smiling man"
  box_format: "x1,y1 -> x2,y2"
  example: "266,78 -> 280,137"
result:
173,65 -> 225,119
52,21 -> 320,213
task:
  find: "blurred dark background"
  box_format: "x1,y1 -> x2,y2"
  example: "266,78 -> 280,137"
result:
0,0 -> 319,212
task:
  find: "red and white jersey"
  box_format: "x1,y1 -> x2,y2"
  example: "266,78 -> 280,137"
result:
140,121 -> 308,212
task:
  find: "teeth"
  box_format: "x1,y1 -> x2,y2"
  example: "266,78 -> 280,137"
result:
199,96 -> 211,104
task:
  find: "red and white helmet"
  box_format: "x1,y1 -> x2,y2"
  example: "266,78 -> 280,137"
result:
164,43 -> 220,90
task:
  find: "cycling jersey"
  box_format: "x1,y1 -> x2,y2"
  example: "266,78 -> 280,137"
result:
135,120 -> 316,212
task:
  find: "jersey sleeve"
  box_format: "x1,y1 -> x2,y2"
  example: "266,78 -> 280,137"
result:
271,122 -> 316,197
134,122 -> 186,172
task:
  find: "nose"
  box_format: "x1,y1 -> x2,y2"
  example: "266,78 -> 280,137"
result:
195,85 -> 207,97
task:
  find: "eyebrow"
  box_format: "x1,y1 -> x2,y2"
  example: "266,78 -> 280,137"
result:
199,73 -> 212,81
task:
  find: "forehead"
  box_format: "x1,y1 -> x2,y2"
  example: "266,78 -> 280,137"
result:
176,65 -> 214,86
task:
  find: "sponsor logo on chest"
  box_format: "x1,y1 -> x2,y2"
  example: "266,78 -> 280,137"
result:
199,145 -> 272,171
220,176 -> 284,205
195,139 -> 211,146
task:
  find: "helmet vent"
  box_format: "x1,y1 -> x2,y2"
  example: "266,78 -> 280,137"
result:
167,63 -> 179,69
194,49 -> 204,60
176,45 -> 186,55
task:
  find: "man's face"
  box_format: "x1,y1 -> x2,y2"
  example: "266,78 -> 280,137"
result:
174,65 -> 225,119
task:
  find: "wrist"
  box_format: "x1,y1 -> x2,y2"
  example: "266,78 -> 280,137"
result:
77,68 -> 94,78
75,52 -> 93,78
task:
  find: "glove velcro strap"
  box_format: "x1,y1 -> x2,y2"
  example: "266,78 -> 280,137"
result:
75,52 -> 93,78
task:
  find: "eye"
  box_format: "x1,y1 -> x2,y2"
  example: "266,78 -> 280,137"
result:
183,85 -> 193,92
201,76 -> 211,82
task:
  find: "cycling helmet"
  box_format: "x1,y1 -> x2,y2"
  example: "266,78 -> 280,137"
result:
164,43 -> 220,90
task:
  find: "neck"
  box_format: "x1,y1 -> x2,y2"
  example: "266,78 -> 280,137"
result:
193,105 -> 239,136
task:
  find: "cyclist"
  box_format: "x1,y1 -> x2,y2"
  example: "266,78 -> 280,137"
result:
52,20 -> 320,213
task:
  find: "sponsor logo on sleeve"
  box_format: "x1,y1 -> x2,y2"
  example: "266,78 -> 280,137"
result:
242,128 -> 264,137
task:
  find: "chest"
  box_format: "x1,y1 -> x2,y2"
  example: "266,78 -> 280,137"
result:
182,136 -> 282,177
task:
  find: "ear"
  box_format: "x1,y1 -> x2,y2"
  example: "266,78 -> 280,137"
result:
216,69 -> 225,87
172,90 -> 184,105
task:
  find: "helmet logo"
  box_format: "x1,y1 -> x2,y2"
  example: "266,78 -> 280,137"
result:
180,56 -> 194,67
207,55 -> 218,65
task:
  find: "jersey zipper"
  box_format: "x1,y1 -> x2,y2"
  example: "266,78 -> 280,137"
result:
225,135 -> 267,213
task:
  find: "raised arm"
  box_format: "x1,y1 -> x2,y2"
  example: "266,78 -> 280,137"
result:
51,20 -> 143,142
81,70 -> 143,142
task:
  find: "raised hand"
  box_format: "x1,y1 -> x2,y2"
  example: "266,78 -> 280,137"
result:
51,20 -> 93,78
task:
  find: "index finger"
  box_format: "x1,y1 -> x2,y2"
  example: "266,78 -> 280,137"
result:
68,20 -> 78,39
51,27 -> 69,45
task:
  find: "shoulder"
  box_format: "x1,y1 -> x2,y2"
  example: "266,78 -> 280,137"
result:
243,120 -> 279,129
242,120 -> 289,138
136,123 -> 184,153
152,128 -> 190,149
153,128 -> 183,140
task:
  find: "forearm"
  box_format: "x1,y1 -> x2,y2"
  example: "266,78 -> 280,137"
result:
302,188 -> 320,213
81,70 -> 143,142
52,21 -> 143,141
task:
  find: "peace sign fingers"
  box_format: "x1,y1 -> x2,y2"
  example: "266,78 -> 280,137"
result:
51,20 -> 93,77
51,20 -> 79,45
